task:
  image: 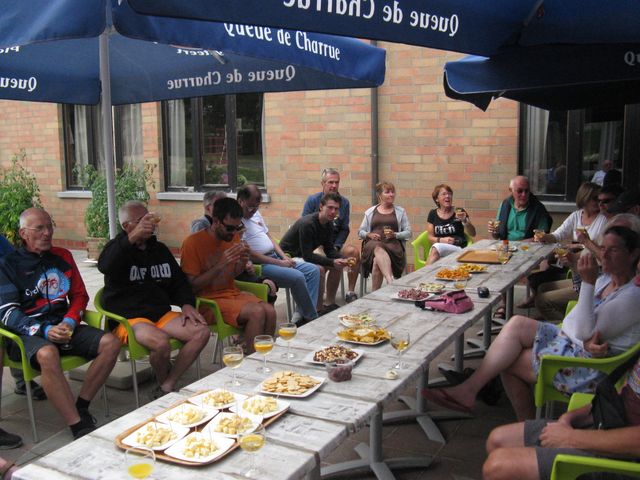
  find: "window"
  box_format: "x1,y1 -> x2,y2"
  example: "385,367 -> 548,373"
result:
62,104 -> 143,189
162,93 -> 265,191
519,103 -> 638,202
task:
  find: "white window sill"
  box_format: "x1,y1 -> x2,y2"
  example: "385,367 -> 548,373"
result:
157,192 -> 271,203
57,190 -> 92,199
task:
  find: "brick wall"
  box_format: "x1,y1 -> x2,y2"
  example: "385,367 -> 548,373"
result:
0,44 -> 533,267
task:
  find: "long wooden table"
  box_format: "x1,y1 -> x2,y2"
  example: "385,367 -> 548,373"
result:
13,239 -> 553,480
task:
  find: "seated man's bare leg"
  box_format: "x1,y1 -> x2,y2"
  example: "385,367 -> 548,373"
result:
237,302 -> 268,354
160,316 -> 210,392
486,422 -> 526,452
37,345 -> 80,425
317,266 -> 327,310
325,266 -> 342,305
341,244 -> 360,292
483,447 -> 539,480
131,322 -> 172,386
78,333 -> 120,402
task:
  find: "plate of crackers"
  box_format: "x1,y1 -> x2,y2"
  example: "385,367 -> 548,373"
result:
304,344 -> 363,365
339,313 -> 374,328
337,326 -> 391,345
434,267 -> 471,281
259,370 -> 325,398
457,263 -> 487,273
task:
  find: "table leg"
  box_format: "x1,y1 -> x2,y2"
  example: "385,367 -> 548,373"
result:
322,408 -> 434,479
464,311 -> 492,358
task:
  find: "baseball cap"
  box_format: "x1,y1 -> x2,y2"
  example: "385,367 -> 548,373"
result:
608,189 -> 640,214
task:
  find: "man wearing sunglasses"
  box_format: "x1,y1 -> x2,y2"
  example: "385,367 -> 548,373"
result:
181,197 -> 276,354
99,201 -> 210,399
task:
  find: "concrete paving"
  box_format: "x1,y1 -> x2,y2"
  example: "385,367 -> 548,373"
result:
0,249 -> 542,479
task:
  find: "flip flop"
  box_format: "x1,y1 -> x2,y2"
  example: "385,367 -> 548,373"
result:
493,306 -> 506,320
0,460 -> 16,480
421,388 -> 473,414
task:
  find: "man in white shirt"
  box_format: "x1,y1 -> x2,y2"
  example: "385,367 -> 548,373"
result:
237,185 -> 320,325
591,159 -> 612,186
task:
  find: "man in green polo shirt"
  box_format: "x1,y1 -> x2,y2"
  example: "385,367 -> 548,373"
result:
488,176 -> 551,241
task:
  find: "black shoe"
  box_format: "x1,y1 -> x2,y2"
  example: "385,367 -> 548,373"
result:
345,292 -> 358,303
320,303 -> 340,315
14,381 -> 47,401
78,408 -> 97,427
71,423 -> 95,440
0,428 -> 22,450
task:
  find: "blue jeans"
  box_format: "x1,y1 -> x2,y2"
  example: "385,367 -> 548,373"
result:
262,257 -> 320,319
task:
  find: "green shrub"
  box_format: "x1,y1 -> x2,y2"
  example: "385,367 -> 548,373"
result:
0,150 -> 42,245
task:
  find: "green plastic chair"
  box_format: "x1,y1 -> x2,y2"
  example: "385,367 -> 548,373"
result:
94,288 -> 196,408
196,280 -> 268,363
411,230 -> 474,271
0,310 -> 108,443
551,453 -> 640,479
534,341 -> 640,418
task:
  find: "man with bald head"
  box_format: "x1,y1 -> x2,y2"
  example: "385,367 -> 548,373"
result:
488,176 -> 552,241
0,208 -> 121,439
98,201 -> 210,399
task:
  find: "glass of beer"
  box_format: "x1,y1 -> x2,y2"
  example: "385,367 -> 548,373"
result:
278,322 -> 297,360
254,335 -> 274,374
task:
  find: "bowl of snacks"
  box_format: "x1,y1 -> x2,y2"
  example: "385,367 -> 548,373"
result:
325,358 -> 354,382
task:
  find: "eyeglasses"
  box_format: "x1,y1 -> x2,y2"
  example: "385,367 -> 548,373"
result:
222,222 -> 245,233
514,188 -> 530,194
598,197 -> 614,205
24,224 -> 54,233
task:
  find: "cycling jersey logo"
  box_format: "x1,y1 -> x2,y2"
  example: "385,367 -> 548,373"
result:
37,268 -> 70,299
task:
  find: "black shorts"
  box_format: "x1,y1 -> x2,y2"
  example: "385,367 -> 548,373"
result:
524,420 -> 637,480
6,325 -> 105,370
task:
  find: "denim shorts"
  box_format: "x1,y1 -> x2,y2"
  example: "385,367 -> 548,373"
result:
6,325 -> 105,370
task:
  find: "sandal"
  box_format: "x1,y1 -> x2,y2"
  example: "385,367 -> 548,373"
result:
493,306 -> 506,320
0,460 -> 16,480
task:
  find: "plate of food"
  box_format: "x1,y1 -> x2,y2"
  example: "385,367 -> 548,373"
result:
188,389 -> 247,410
121,421 -> 190,451
204,411 -> 262,438
458,263 -> 487,273
337,326 -> 391,345
434,267 -> 471,281
155,403 -> 218,428
339,313 -> 374,328
164,431 -> 235,463
259,371 -> 324,398
304,344 -> 363,364
231,395 -> 290,418
393,288 -> 432,302
490,245 -> 518,252
417,282 -> 446,293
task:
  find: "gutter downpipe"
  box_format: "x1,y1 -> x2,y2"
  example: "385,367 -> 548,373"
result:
371,40 -> 379,205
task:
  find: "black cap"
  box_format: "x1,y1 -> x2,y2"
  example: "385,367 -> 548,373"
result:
608,189 -> 640,214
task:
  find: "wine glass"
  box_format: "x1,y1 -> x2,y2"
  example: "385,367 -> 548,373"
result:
254,335 -> 274,374
278,322 -> 297,359
59,326 -> 74,351
125,446 -> 155,479
553,243 -> 569,268
453,278 -> 468,290
345,256 -> 357,273
497,248 -> 510,265
533,229 -> 545,242
239,424 -> 266,477
383,225 -> 393,241
390,331 -> 410,370
222,345 -> 244,386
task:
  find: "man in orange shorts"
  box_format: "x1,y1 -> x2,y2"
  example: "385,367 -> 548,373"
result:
98,201 -> 210,399
181,197 -> 276,354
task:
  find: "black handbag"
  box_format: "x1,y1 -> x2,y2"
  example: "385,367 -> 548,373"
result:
591,349 -> 640,430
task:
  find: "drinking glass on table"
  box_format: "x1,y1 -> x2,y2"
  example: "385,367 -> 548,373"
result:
497,248 -> 510,265
278,322 -> 297,359
239,424 -> 266,477
222,345 -> 244,386
254,335 -> 274,374
390,330 -> 410,370
453,278 -> 468,290
125,446 -> 155,479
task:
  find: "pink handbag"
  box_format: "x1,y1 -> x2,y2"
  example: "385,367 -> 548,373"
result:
425,290 -> 474,313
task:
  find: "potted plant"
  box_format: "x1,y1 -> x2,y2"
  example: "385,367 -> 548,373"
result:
84,163 -> 154,260
0,150 -> 42,246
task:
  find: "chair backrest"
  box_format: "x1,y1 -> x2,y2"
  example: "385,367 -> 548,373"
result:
551,453 -> 640,480
411,230 -> 432,271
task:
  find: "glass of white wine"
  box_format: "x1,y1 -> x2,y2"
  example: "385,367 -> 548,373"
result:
390,331 -> 410,370
125,446 -> 155,479
222,345 -> 244,386
278,322 -> 297,359
553,243 -> 569,267
497,249 -> 510,265
254,335 -> 274,374
239,424 -> 266,477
